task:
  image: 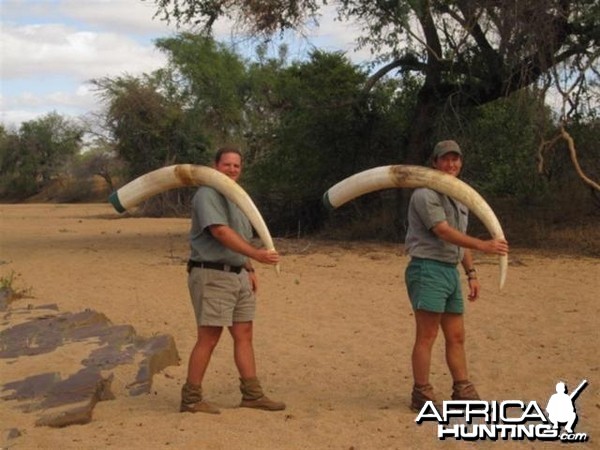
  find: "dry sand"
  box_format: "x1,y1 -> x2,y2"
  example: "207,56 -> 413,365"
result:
1,203 -> 599,449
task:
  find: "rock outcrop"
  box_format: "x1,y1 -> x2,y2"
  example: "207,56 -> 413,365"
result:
1,301 -> 180,427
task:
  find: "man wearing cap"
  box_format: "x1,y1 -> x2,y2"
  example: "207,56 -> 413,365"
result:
404,140 -> 509,411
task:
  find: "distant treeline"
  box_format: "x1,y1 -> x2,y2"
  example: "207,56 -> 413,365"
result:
1,35 -> 598,245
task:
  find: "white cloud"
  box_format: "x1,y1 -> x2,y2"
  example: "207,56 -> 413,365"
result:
1,85 -> 98,127
2,23 -> 168,80
1,25 -> 170,127
0,0 -> 368,128
58,0 -> 178,35
2,0 -> 175,35
0,0 -> 180,128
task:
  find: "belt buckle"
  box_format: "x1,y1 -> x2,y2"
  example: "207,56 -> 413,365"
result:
223,264 -> 232,272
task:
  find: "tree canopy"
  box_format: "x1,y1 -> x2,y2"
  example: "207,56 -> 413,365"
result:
0,113 -> 83,199
1,29 -> 597,246
151,0 -> 599,163
93,72 -> 210,178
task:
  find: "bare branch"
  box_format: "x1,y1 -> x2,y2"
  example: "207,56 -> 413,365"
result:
560,126 -> 600,192
536,133 -> 562,175
362,55 -> 425,94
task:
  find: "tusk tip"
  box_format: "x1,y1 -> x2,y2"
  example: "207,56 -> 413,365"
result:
322,192 -> 335,211
498,255 -> 508,290
108,191 -> 126,213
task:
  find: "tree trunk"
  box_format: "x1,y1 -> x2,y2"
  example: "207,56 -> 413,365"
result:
393,89 -> 440,240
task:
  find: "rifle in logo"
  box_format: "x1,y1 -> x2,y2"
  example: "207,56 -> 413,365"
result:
569,379 -> 588,400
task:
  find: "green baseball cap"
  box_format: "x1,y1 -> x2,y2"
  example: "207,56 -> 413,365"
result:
432,140 -> 462,159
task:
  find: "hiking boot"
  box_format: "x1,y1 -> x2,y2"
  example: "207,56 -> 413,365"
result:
451,380 -> 480,401
180,382 -> 221,414
239,377 -> 286,411
411,383 -> 441,412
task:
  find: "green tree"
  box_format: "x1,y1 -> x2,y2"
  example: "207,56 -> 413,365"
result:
73,145 -> 126,192
94,74 -> 210,179
450,91 -> 555,200
245,50 -> 409,234
0,113 -> 83,199
20,113 -> 83,184
155,33 -> 251,144
151,0 -> 599,162
0,125 -> 26,196
242,42 -> 290,162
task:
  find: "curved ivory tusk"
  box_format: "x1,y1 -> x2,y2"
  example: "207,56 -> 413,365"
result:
109,164 -> 279,274
323,165 -> 507,289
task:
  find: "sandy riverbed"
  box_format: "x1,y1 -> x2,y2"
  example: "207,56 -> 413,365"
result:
1,203 -> 598,449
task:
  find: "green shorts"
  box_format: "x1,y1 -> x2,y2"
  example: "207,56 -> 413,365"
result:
188,267 -> 255,326
405,257 -> 464,314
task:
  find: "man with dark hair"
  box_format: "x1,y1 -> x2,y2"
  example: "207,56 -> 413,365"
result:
180,147 -> 285,414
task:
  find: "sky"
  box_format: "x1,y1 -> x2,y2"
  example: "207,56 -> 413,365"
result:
1,0 -> 367,130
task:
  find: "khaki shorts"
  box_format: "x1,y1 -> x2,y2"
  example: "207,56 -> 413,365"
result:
405,257 -> 464,314
188,267 -> 255,326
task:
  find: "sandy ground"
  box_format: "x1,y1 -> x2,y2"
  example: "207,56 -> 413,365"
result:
1,203 -> 599,449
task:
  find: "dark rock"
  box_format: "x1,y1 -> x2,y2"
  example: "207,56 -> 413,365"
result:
35,401 -> 96,428
128,334 -> 180,396
2,372 -> 61,406
0,304 -> 180,427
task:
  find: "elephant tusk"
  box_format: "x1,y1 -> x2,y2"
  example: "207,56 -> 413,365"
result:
323,165 -> 507,289
109,164 -> 279,274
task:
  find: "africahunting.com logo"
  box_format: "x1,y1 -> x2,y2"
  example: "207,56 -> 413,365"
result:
415,380 -> 589,443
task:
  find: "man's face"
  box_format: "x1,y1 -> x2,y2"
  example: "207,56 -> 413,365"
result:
433,152 -> 462,177
215,152 -> 242,182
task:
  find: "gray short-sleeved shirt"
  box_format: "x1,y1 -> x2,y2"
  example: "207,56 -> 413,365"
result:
404,187 -> 469,264
189,186 -> 253,266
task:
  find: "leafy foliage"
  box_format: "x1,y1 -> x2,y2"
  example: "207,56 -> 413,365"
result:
72,145 -> 127,192
150,0 -> 599,165
155,34 -> 251,143
93,73 -> 210,179
0,113 -> 83,199
3,20 -> 597,244
244,50 -> 410,234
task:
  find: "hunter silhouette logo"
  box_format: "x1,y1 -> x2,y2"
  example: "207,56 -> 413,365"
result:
415,379 -> 589,442
546,380 -> 587,435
